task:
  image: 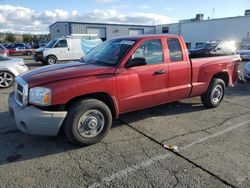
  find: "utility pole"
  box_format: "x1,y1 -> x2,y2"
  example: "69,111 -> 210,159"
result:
212,8 -> 215,19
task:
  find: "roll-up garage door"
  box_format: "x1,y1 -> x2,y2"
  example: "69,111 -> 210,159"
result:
128,28 -> 144,36
87,27 -> 106,41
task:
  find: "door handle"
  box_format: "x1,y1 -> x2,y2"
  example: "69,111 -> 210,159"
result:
154,70 -> 166,75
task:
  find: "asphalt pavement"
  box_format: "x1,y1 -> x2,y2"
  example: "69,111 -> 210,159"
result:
0,56 -> 250,188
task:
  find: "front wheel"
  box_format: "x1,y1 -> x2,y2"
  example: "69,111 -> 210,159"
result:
46,56 -> 58,65
64,99 -> 112,146
0,71 -> 15,88
201,78 -> 225,108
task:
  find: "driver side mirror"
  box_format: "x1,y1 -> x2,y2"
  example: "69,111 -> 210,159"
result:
125,57 -> 147,68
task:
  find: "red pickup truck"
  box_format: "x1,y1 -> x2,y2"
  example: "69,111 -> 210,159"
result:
8,35 -> 241,145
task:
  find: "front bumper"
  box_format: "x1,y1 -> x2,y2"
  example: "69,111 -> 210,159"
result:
33,54 -> 46,62
8,92 -> 67,136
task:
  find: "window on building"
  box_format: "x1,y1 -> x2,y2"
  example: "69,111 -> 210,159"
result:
128,28 -> 144,36
132,39 -> 163,65
167,38 -> 183,62
162,27 -> 169,33
55,40 -> 68,48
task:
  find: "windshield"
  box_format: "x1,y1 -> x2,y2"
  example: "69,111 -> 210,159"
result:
45,39 -> 58,48
0,44 -> 6,50
80,38 -> 136,66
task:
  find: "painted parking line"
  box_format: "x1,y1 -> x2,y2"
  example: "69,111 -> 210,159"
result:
89,120 -> 250,188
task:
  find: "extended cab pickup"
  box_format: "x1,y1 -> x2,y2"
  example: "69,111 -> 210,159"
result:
8,35 -> 241,145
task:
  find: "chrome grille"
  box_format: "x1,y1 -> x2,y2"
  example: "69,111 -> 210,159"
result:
15,77 -> 28,107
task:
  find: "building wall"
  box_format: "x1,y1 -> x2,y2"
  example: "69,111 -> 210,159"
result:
157,16 -> 250,49
50,22 -> 70,39
71,23 -> 155,40
50,22 -> 155,40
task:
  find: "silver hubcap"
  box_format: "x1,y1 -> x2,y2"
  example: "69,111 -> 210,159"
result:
0,72 -> 13,88
77,110 -> 105,138
48,57 -> 56,64
211,85 -> 223,104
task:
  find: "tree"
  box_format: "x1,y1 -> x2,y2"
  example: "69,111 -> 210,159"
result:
5,33 -> 16,43
23,34 -> 33,43
33,35 -> 39,48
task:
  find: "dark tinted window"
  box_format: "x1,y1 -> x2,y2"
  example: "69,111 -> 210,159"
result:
133,39 -> 163,65
162,27 -> 169,33
167,38 -> 183,62
55,40 -> 68,48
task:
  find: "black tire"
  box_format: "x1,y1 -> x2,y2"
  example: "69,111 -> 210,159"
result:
201,78 -> 226,108
27,51 -> 33,56
64,99 -> 112,146
46,55 -> 58,65
0,71 -> 15,89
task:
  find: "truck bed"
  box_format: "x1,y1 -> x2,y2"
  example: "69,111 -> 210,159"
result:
189,55 -> 241,97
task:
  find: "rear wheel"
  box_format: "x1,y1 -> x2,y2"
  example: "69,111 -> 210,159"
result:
0,71 -> 15,88
64,99 -> 112,146
201,78 -> 225,108
46,55 -> 58,65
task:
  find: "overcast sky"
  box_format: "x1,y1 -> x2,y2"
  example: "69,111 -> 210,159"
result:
0,0 -> 249,34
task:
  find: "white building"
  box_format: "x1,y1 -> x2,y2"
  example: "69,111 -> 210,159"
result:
50,11 -> 250,49
49,21 -> 155,41
156,12 -> 250,49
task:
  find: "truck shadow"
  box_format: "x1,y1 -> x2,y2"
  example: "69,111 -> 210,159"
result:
0,100 -> 207,166
226,81 -> 250,97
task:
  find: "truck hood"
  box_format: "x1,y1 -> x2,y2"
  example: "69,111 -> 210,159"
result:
21,61 -> 116,87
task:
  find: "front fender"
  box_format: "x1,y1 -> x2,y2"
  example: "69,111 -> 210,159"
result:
1,67 -> 19,77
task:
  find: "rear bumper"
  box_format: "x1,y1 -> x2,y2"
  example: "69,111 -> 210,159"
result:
8,92 -> 67,136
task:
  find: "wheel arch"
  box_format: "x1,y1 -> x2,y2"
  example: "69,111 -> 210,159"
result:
46,54 -> 58,60
0,68 -> 18,77
65,92 -> 119,119
211,71 -> 229,87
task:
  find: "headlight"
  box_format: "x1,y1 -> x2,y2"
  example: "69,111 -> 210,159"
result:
29,87 -> 52,106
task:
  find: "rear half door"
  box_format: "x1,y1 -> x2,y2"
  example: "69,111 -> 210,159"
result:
166,37 -> 192,102
116,38 -> 169,113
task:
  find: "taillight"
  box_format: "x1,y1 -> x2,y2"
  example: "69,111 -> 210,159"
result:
3,50 -> 9,56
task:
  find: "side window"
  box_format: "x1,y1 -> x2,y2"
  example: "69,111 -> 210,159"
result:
167,38 -> 183,62
132,39 -> 163,65
55,40 -> 68,48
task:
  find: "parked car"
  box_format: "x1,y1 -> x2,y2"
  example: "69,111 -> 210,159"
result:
39,42 -> 48,48
0,44 -> 9,56
244,62 -> 250,80
6,43 -> 34,56
9,35 -> 240,145
236,47 -> 250,61
189,41 -> 236,58
33,34 -> 102,65
0,55 -> 29,88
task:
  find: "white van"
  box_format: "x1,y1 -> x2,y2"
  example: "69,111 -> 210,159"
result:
34,34 -> 103,65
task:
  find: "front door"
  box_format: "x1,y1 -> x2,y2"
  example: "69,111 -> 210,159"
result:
54,39 -> 71,61
116,39 -> 169,113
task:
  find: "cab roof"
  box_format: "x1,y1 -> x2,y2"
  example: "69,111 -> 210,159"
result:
114,34 -> 179,41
